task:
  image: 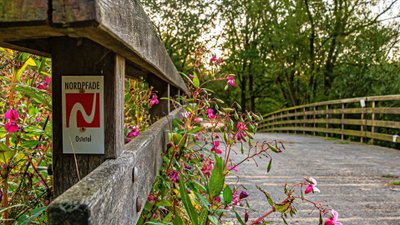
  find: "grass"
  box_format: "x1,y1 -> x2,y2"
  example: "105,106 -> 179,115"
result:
388,181 -> 400,186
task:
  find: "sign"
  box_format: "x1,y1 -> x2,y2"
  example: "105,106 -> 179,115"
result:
62,76 -> 104,154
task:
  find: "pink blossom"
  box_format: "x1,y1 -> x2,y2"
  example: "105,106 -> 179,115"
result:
209,54 -> 222,64
4,109 -> 19,133
236,122 -> 247,141
228,164 -> 238,172
194,117 -> 203,123
232,191 -> 240,206
201,159 -> 214,177
324,210 -> 343,225
239,191 -> 249,199
207,108 -> 215,119
148,194 -> 155,203
182,111 -> 190,118
188,74 -> 194,79
305,177 -> 320,194
227,75 -> 236,87
211,140 -> 222,155
5,109 -> 18,120
195,134 -> 200,140
168,171 -> 179,184
127,126 -> 140,138
150,94 -> 159,107
37,76 -> 51,90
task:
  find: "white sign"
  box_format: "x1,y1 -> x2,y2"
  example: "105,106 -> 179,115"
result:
360,99 -> 366,108
62,76 -> 104,154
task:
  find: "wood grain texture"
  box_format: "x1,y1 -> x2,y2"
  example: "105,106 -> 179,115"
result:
259,95 -> 400,146
48,109 -> 181,225
0,0 -> 48,23
51,37 -> 124,196
52,0 -> 188,94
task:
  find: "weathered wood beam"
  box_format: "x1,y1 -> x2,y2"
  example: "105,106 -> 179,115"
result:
0,0 -> 188,93
48,109 -> 180,225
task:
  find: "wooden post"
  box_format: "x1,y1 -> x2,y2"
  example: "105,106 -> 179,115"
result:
313,106 -> 316,136
294,109 -> 297,134
51,37 -> 125,196
303,107 -> 306,134
341,103 -> 345,140
371,101 -> 376,144
326,105 -> 329,138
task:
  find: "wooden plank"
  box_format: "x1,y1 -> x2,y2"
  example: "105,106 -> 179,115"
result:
263,107 -> 400,121
48,109 -> 181,225
0,0 -> 48,24
263,126 -> 400,143
263,118 -> 400,130
262,95 -> 400,118
51,0 -> 188,94
51,37 -> 125,196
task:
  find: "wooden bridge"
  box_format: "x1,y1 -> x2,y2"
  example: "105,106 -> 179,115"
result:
1,1 -> 399,224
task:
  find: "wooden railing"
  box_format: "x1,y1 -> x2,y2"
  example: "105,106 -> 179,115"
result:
0,0 -> 187,224
258,95 -> 400,145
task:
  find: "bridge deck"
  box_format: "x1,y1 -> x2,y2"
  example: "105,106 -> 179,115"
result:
227,133 -> 400,225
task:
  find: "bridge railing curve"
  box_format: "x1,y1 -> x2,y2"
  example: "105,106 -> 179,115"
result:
258,95 -> 400,145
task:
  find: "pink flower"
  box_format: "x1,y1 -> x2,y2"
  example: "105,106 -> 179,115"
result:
305,177 -> 320,194
150,94 -> 159,107
209,54 -> 222,64
182,111 -> 190,118
4,109 -> 19,133
148,194 -> 155,203
324,210 -> 343,225
5,109 -> 18,120
211,140 -> 222,154
201,159 -> 214,177
195,134 -> 200,140
207,108 -> 215,119
228,164 -> 238,172
232,191 -> 240,206
37,76 -> 51,90
168,171 -> 179,184
236,122 -> 247,141
227,75 -> 236,87
127,126 -> 140,138
239,191 -> 249,199
194,117 -> 203,123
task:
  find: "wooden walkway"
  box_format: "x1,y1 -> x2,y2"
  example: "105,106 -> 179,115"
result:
227,133 -> 400,225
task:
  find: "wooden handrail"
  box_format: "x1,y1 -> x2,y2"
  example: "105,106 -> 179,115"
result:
259,95 -> 400,145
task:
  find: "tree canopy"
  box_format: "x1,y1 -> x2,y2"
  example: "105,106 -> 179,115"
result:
140,0 -> 400,114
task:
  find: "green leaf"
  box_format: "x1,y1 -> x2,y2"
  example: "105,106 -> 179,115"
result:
16,206 -> 47,225
223,186 -> 233,205
16,57 -> 36,80
207,216 -> 220,225
275,202 -> 291,213
193,73 -> 200,87
188,126 -> 203,134
173,215 -> 184,225
156,200 -> 173,207
0,143 -> 16,164
267,158 -> 272,173
179,175 -> 199,225
234,212 -> 246,225
198,206 -> 209,225
209,156 -> 224,198
256,185 -> 274,207
20,140 -> 42,148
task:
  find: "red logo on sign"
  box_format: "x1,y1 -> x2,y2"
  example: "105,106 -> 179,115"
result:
65,93 -> 100,128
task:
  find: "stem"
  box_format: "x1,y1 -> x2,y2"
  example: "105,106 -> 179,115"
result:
2,173 -> 10,225
250,207 -> 276,225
